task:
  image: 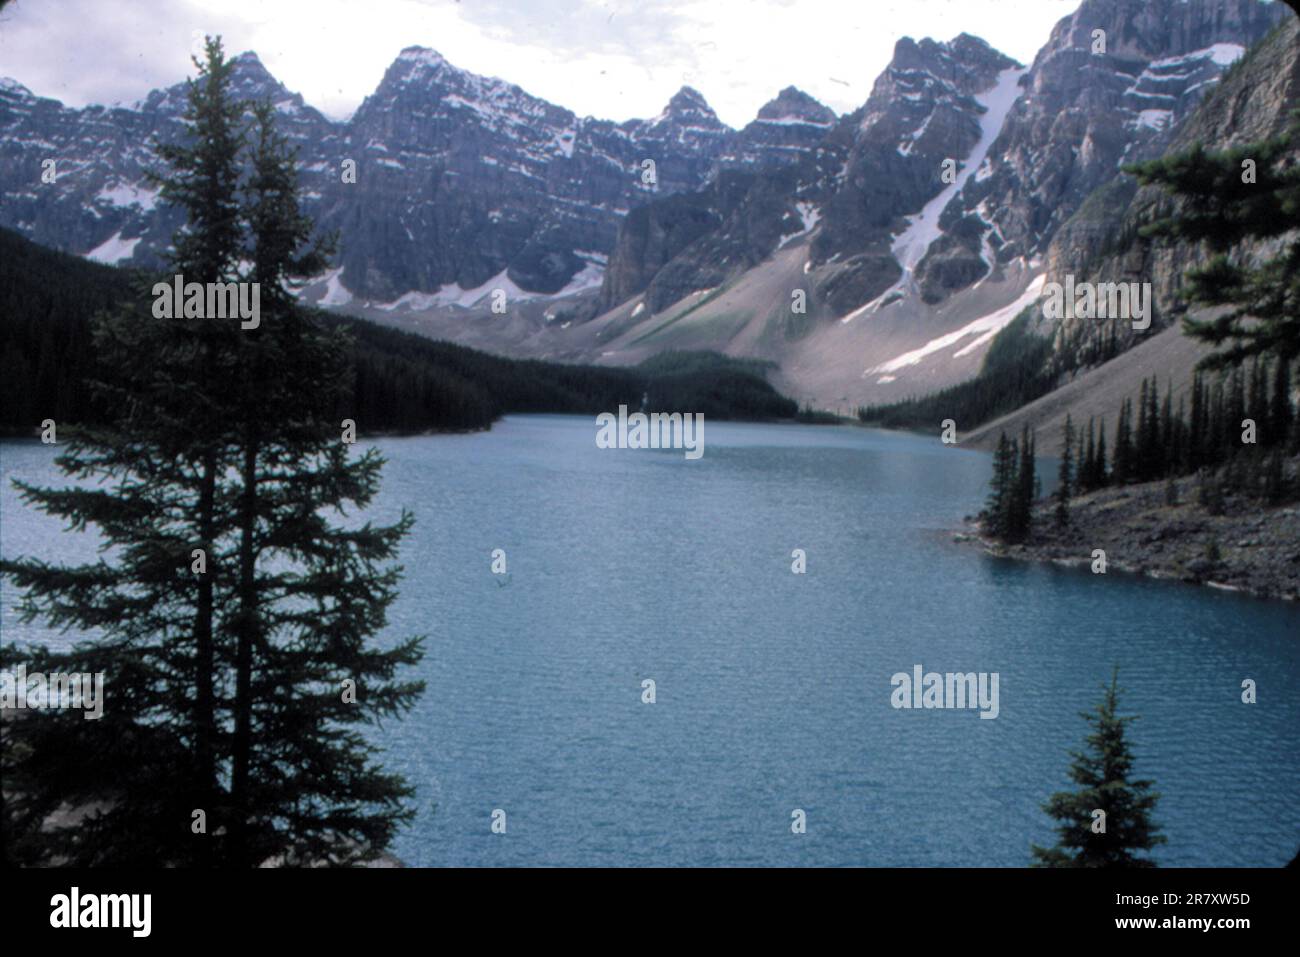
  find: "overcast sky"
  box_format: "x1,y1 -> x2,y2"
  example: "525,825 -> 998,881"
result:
0,0 -> 1080,127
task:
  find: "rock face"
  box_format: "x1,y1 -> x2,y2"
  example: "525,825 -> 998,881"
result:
0,51 -> 338,268
1046,14 -> 1300,360
597,32 -> 1024,316
596,0 -> 1286,322
718,87 -> 837,170
932,0 -> 1287,303
0,48 -> 831,300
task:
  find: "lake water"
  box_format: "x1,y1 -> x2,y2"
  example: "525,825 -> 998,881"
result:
2,415 -> 1298,866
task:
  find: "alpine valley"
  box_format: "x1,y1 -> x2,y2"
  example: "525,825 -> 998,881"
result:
0,0 -> 1294,428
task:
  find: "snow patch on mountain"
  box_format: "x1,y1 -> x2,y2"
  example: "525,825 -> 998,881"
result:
842,66 -> 1028,323
86,231 -> 140,264
893,66 -> 1027,276
95,181 -> 160,211
778,202 -> 822,248
868,274 -> 1044,376
372,257 -> 604,312
320,267 -> 354,306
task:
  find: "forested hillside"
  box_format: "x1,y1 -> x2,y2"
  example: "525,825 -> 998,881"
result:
0,227 -> 796,435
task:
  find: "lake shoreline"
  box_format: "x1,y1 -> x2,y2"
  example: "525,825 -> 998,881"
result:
954,471 -> 1300,603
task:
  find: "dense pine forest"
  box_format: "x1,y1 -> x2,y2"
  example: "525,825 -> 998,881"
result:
983,361 -> 1300,544
0,226 -> 797,436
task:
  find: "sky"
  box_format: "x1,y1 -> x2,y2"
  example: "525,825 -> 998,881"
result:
0,0 -> 1079,127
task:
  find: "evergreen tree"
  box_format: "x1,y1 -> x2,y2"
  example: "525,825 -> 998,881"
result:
1145,375 -> 1161,478
1,38 -> 424,867
1113,400 -> 1134,484
1095,416 -> 1108,488
983,432 -> 1018,540
1031,667 -> 1166,868
1136,379 -> 1151,479
1230,367 -> 1246,451
1055,415 -> 1074,528
1006,425 -> 1036,544
1209,377 -> 1227,464
1189,372 -> 1206,470
1160,383 -> 1175,476
219,100 -> 425,867
1079,417 -> 1097,493
1272,355 -> 1293,446
1248,359 -> 1269,444
1128,121 -> 1300,366
1,37 -> 249,865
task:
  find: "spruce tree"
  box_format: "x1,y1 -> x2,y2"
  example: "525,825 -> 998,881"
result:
1031,667 -> 1166,868
1095,416 -> 1108,487
1113,400 -> 1134,484
1170,382 -> 1180,475
1248,359 -> 1268,443
1189,372 -> 1206,470
1,37 -> 248,866
983,432 -> 1018,540
1145,375 -> 1161,478
1006,425 -> 1036,543
1136,379 -> 1151,479
1128,121 -> 1300,366
221,100 -> 425,867
1055,415 -> 1073,528
1080,417 -> 1097,493
1230,367 -> 1246,452
1,38 -> 424,867
1272,356 -> 1293,446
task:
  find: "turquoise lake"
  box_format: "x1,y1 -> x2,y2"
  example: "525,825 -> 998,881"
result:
2,415 -> 1297,866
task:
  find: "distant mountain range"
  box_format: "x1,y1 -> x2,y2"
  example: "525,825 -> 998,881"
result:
0,45 -> 835,300
0,0 -> 1293,414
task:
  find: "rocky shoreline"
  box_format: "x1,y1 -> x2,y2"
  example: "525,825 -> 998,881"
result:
955,471 -> 1300,602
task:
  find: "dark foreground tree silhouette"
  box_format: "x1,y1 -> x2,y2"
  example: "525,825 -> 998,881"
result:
0,37 -> 423,867
1032,667 -> 1165,867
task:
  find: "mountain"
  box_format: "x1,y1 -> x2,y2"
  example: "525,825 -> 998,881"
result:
2,0 -> 1291,418
719,87 -> 837,168
1045,13 -> 1300,359
925,0 -> 1288,306
963,14 -> 1300,455
601,0 -> 1285,328
0,47 -> 832,301
557,0 -> 1288,416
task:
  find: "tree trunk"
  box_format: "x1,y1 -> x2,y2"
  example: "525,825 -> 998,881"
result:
230,438 -> 258,866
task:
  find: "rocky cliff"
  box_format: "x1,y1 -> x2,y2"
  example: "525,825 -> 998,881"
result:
0,48 -> 831,301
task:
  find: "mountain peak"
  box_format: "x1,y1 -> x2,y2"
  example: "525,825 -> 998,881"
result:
396,45 -> 449,67
755,86 -> 835,125
227,50 -> 277,80
386,45 -> 455,84
666,85 -> 715,114
0,77 -> 34,100
222,49 -> 295,102
647,86 -> 729,133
